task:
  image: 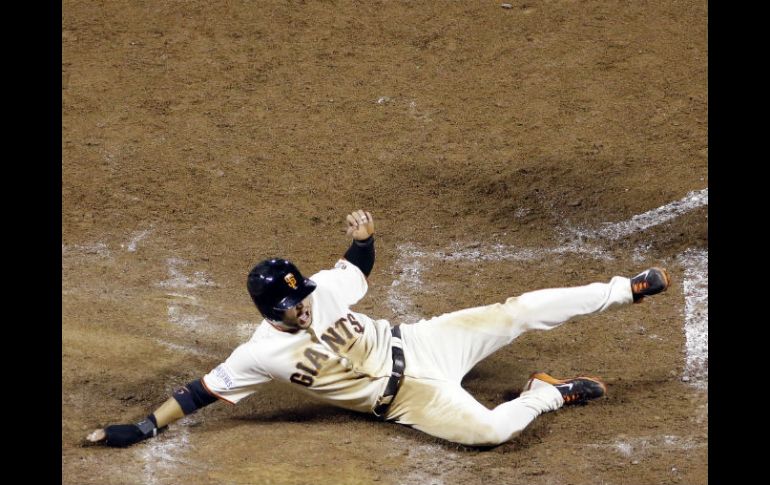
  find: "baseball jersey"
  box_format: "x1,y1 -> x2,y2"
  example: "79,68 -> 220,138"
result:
202,259 -> 395,413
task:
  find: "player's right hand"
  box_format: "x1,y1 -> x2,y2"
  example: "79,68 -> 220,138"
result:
346,209 -> 374,241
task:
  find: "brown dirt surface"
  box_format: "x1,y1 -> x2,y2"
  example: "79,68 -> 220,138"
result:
62,1 -> 708,484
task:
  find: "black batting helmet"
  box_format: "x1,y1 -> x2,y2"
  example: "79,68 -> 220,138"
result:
247,258 -> 317,321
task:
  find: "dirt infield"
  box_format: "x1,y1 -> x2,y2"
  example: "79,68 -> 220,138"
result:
62,1 -> 707,484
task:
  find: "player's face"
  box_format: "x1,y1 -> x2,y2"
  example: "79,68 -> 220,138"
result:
282,296 -> 313,329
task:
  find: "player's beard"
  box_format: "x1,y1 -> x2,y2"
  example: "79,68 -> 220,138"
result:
297,307 -> 312,329
268,301 -> 313,332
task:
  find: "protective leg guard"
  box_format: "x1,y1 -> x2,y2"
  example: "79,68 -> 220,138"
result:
172,378 -> 218,415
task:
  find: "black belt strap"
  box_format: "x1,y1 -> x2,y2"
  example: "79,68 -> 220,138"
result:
373,325 -> 405,418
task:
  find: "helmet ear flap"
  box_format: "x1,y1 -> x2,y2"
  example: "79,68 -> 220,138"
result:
258,299 -> 286,322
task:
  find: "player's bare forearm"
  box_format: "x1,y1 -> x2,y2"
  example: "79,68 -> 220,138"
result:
152,396 -> 185,427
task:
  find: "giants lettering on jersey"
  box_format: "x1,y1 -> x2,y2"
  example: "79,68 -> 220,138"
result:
289,313 -> 364,387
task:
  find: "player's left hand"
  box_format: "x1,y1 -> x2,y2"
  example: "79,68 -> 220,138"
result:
86,421 -> 164,447
86,428 -> 106,443
346,210 -> 374,241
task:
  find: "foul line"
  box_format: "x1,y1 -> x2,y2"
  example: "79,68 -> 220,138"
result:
387,244 -> 426,325
679,249 -> 708,389
567,188 -> 708,240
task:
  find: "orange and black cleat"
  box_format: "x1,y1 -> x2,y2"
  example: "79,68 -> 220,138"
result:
527,372 -> 607,405
630,267 -> 671,303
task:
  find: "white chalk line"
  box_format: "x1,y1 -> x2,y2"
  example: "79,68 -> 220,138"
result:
123,228 -> 153,252
433,240 -> 612,262
387,243 -> 426,325
138,416 -> 210,485
678,249 -> 708,389
157,258 -> 218,290
157,259 -> 220,336
64,226 -> 154,258
164,292 -> 198,302
61,242 -> 112,258
389,436 -> 465,485
566,188 -> 708,241
156,261 -> 257,355
167,304 -> 209,330
586,434 -> 706,460
138,422 -> 190,483
155,259 -> 245,346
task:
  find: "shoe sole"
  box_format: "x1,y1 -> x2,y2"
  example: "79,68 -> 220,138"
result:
528,372 -> 607,395
652,267 -> 671,291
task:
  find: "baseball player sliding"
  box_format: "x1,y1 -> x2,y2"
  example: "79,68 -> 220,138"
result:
87,209 -> 670,447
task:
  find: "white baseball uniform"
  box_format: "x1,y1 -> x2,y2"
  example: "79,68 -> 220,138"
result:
202,259 -> 633,446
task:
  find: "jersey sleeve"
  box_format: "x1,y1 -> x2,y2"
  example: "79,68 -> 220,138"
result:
310,259 -> 369,307
201,341 -> 272,404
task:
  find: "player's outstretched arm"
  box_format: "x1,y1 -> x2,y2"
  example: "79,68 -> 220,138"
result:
86,377 -> 218,447
343,209 -> 375,277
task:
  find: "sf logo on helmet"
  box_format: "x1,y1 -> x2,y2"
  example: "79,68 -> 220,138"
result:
284,273 -> 298,290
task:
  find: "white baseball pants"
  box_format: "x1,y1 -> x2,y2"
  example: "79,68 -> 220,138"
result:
385,276 -> 633,446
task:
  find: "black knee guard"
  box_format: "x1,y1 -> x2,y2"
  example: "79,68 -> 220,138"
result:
172,378 -> 218,415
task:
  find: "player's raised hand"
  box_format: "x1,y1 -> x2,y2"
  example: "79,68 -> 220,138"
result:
346,210 -> 374,241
